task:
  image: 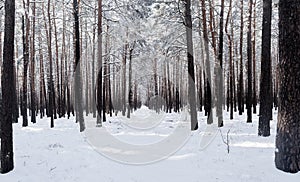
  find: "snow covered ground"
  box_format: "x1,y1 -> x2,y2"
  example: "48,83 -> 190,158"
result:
1,107 -> 299,182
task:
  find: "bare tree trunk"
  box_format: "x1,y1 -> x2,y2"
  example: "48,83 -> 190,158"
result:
238,0 -> 244,115
92,7 -> 97,118
201,0 -> 212,124
73,0 -> 85,132
216,0 -> 225,127
252,0 -> 257,114
127,45 -> 134,119
0,0 -> 15,173
22,0 -> 30,127
0,10 -> 2,79
38,30 -> 47,119
96,0 -> 103,125
44,0 -> 55,127
53,2 -> 60,119
85,21 -> 89,116
60,0 -> 66,117
258,0 -> 272,136
185,0 -> 198,130
275,0 -> 300,173
30,1 -> 36,123
246,0 -> 253,123
225,0 -> 233,120
66,34 -> 71,119
122,39 -> 128,116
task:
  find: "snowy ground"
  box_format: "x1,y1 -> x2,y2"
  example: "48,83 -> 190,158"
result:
1,107 -> 299,182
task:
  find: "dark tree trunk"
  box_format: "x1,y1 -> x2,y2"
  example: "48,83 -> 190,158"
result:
275,0 -> 300,173
238,0 -> 244,116
0,0 -> 15,174
96,0 -> 103,125
92,8 -> 97,118
38,34 -> 46,119
185,0 -> 198,130
216,0 -> 225,127
30,1 -> 36,124
127,47 -> 133,118
201,0 -> 212,124
121,43 -> 127,116
53,3 -> 60,119
73,0 -> 85,132
45,0 -> 54,127
225,0 -> 233,120
258,0 -> 272,137
246,0 -> 253,123
22,9 -> 29,127
60,1 -> 66,118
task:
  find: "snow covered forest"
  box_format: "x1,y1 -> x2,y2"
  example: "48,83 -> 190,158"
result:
0,0 -> 300,180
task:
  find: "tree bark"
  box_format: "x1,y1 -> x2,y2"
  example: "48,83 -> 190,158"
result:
30,1 -> 36,123
73,0 -> 85,132
238,0 -> 244,115
216,0 -> 225,127
22,0 -> 30,127
252,0 -> 257,114
53,3 -> 60,119
275,0 -> 300,173
258,0 -> 272,137
96,0 -> 103,125
185,0 -> 198,130
246,0 -> 253,123
225,0 -> 233,120
0,0 -> 15,173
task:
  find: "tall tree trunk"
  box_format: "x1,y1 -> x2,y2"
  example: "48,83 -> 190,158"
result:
201,0 -> 212,124
127,45 -> 134,119
252,0 -> 257,114
60,0 -> 66,117
92,7 -> 97,118
185,0 -> 198,130
45,0 -> 55,127
225,0 -> 233,120
246,0 -> 253,123
0,0 -> 15,173
73,0 -> 85,132
53,3 -> 60,119
258,0 -> 272,137
22,0 -> 30,127
196,5 -> 204,112
85,21 -> 89,116
38,31 -> 47,119
122,38 -> 128,116
275,0 -> 300,173
0,10 -> 2,71
96,0 -> 103,125
238,0 -> 244,115
30,1 -> 36,123
216,0 -> 225,127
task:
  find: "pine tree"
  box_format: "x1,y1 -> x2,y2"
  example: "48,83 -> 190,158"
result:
275,0 -> 300,173
246,0 -> 253,123
258,0 -> 272,137
96,0 -> 103,126
0,0 -> 15,174
73,0 -> 85,132
238,0 -> 244,116
30,1 -> 36,124
185,0 -> 198,130
216,0 -> 225,127
22,0 -> 30,127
